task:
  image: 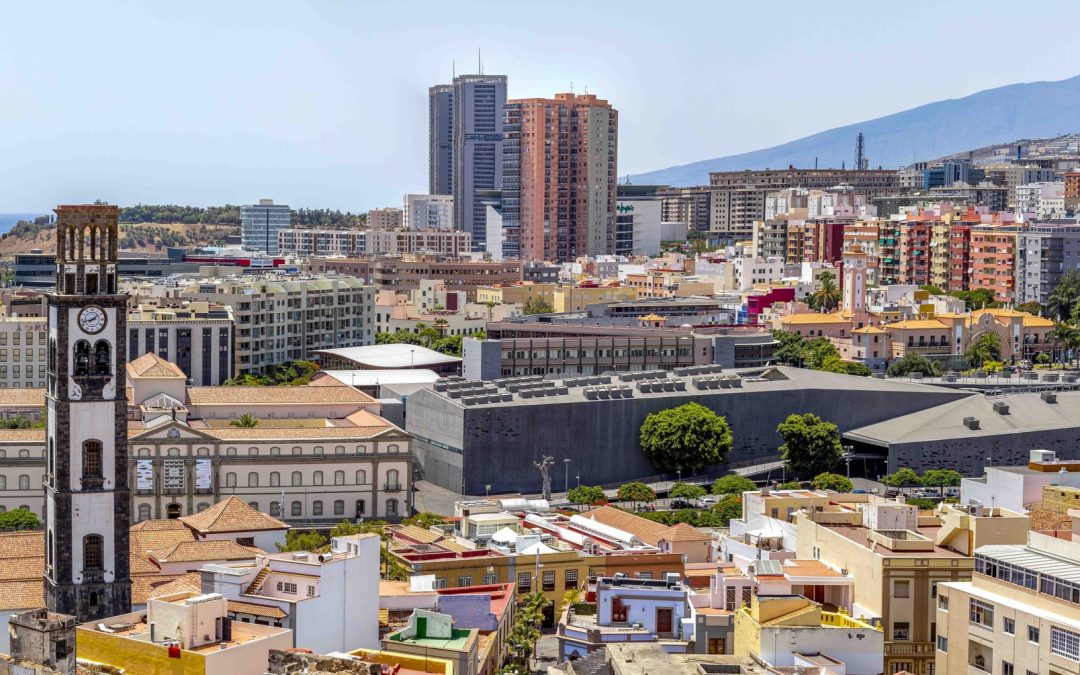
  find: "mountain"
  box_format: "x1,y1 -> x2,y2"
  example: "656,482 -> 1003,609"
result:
630,75 -> 1080,186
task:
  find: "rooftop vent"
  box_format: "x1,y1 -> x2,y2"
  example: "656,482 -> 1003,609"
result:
1041,391 -> 1058,404
992,401 -> 1010,415
963,416 -> 980,430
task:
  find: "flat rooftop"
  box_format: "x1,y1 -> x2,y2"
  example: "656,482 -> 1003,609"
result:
819,523 -> 966,558
387,627 -> 472,650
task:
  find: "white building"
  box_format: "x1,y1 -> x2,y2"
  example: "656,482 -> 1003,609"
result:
730,257 -> 785,291
961,449 -> 1080,513
241,199 -> 292,255
277,229 -> 366,257
1014,181 -> 1065,217
0,317 -> 46,388
200,532 -> 381,653
404,194 -> 454,230
128,301 -> 235,386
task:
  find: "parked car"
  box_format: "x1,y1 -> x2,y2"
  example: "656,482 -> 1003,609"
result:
945,486 -> 960,498
912,489 -> 937,499
696,496 -> 719,508
670,499 -> 693,510
1019,360 -> 1033,370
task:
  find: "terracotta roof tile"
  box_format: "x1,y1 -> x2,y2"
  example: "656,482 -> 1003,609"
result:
147,572 -> 203,600
180,496 -> 288,534
0,580 -> 44,610
131,574 -> 186,605
0,429 -> 46,442
0,389 -> 45,407
228,600 -> 288,619
661,522 -> 711,543
148,540 -> 263,564
186,384 -> 375,406
127,352 -> 187,378
580,506 -> 669,546
205,425 -> 392,440
0,531 -> 45,610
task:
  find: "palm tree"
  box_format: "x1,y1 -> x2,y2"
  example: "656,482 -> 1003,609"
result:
1051,322 -> 1080,369
230,414 -> 259,428
812,270 -> 842,312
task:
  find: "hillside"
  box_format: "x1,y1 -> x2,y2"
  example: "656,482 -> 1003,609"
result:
0,221 -> 239,256
630,74 -> 1080,186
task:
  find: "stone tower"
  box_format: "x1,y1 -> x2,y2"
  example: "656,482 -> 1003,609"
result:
842,246 -> 869,315
44,204 -> 131,621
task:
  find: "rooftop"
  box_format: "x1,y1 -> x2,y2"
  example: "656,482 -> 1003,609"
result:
180,496 -> 289,534
387,626 -> 473,650
313,344 -> 462,368
186,382 -> 376,406
127,352 -> 187,379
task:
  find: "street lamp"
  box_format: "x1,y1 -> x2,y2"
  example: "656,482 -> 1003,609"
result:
485,484 -> 491,498
842,445 -> 854,478
564,458 -> 571,496
575,473 -> 580,489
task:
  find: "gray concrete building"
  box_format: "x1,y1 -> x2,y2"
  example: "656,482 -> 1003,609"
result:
429,84 -> 454,196
241,199 -> 291,255
451,74 -> 507,252
1017,225 -> 1080,305
405,366 -> 967,494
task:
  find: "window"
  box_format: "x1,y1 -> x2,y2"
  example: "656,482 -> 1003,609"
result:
73,340 -> 90,376
277,581 -> 297,594
543,570 -> 555,591
248,502 -> 259,510
312,500 -> 323,516
565,569 -> 578,587
970,599 -> 995,627
291,471 -> 302,487
893,621 -> 910,641
893,580 -> 910,598
936,635 -> 947,652
18,475 -> 29,490
225,472 -> 236,487
76,439 -> 104,490
1052,626 -> 1080,661
386,469 -> 400,489
307,585 -> 315,598
334,500 -> 344,515
313,446 -> 324,455
291,501 -> 302,517
334,470 -> 345,486
707,638 -> 726,655
939,594 -> 949,611
292,446 -> 302,455
248,472 -> 259,487
137,504 -> 151,521
1004,617 -> 1015,635
270,472 -> 280,487
270,446 -> 280,456
356,469 -> 367,485
517,572 -> 531,592
163,460 -> 184,490
226,447 -> 237,456
313,471 -> 323,486
335,445 -> 345,455
1028,625 -> 1040,643
83,534 -> 103,570
639,572 -> 652,580
434,578 -> 448,589
269,501 -> 281,517
458,576 -> 473,587
387,498 -> 398,516
1002,662 -> 1014,675
92,340 -> 111,376
484,573 -> 498,585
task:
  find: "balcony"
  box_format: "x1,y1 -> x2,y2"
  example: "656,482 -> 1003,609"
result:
885,641 -> 934,657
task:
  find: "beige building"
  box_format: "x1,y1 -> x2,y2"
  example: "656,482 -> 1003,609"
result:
367,207 -> 404,230
0,317 -> 46,389
937,524 -> 1080,675
128,301 -> 235,386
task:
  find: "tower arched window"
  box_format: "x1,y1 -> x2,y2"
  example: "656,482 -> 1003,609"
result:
83,534 -> 104,571
92,341 -> 111,376
313,471 -> 323,486
73,340 -> 90,376
82,440 -> 103,489
18,475 -> 29,490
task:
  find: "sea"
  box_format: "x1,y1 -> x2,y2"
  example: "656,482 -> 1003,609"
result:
0,213 -> 48,235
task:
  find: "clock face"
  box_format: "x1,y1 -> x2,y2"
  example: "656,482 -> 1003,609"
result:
78,306 -> 107,334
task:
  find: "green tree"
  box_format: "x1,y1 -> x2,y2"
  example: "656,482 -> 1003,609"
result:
809,270 -> 841,311
669,482 -> 707,500
920,469 -> 963,495
567,485 -> 607,507
881,467 -> 921,488
0,508 -> 42,531
1016,301 -> 1043,317
710,474 -> 756,496
230,413 -> 259,428
1036,352 -> 1052,365
772,330 -> 807,366
802,337 -> 840,370
812,472 -> 854,493
639,402 -> 733,474
402,512 -> 449,528
523,297 -> 554,315
965,332 -> 1002,368
562,587 -> 583,608
0,416 -> 35,429
777,413 -> 843,479
277,529 -> 328,552
616,482 -> 656,508
819,356 -> 871,377
950,288 -> 998,311
1048,270 -> 1080,321
1049,322 -> 1080,367
919,284 -> 945,295
906,497 -> 936,510
712,494 -> 743,523
886,352 -> 943,377
777,481 -> 802,489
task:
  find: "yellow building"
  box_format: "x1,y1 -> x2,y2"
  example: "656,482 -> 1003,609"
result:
474,283 -> 556,308
551,284 -> 638,313
937,525 -> 1080,675
77,591 -> 293,675
734,594 -> 883,673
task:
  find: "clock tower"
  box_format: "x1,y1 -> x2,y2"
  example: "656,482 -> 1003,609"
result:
44,204 -> 131,621
842,246 -> 868,315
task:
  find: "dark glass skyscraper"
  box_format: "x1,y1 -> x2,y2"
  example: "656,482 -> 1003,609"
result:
450,74 -> 506,251
428,84 -> 454,196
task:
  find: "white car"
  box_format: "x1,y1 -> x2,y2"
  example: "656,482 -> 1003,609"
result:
696,496 -> 719,508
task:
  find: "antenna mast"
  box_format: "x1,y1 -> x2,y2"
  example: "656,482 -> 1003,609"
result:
855,133 -> 868,170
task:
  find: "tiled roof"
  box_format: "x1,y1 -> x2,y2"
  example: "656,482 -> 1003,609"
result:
205,424 -> 391,440
147,572 -> 203,599
132,574 -> 186,605
884,319 -> 948,330
127,352 -> 187,378
186,383 -> 375,406
661,522 -> 711,543
0,429 -> 46,442
344,409 -> 394,429
130,520 -> 197,574
180,496 -> 288,534
780,313 -> 851,325
148,540 -> 262,564
229,600 -> 288,619
580,506 -> 669,546
0,389 -> 45,406
0,531 -> 44,610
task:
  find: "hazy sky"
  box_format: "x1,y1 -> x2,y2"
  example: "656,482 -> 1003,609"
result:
4,0 -> 1080,212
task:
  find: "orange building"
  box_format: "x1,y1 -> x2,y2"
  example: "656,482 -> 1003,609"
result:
504,93 -> 618,262
969,223 -> 1022,303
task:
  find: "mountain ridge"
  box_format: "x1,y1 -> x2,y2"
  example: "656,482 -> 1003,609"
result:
629,74 -> 1080,186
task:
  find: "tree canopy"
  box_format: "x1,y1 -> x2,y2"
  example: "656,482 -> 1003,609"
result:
669,482 -> 707,500
920,469 -> 963,490
616,482 -> 656,506
881,467 -> 921,487
1048,270 -> 1080,321
229,414 -> 259,428
771,331 -> 869,376
711,474 -> 756,496
886,352 -> 942,377
639,402 -> 733,474
0,508 -> 41,531
965,332 -> 1002,368
277,529 -> 327,553
225,360 -> 319,386
812,472 -> 854,493
808,270 -> 841,311
523,297 -> 554,315
777,413 -> 843,480
567,485 -> 607,507
402,512 -> 449,528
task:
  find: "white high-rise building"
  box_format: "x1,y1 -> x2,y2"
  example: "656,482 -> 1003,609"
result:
241,199 -> 291,255
404,194 -> 454,230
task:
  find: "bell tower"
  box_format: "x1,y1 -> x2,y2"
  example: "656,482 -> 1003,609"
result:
44,204 -> 131,621
842,246 -> 868,315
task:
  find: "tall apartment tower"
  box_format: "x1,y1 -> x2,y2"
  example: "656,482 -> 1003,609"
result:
503,93 -> 618,262
451,74 -> 507,251
241,199 -> 291,255
45,204 -> 132,622
428,84 -> 454,195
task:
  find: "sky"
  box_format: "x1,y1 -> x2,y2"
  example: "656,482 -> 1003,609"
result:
3,0 -> 1080,212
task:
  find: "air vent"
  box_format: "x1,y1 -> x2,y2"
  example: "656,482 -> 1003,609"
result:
963,416 -> 980,430
1041,391 -> 1057,403
992,401 -> 1009,415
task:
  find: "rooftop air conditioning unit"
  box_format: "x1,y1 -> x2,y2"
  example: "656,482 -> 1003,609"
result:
1042,391 -> 1058,403
993,401 -> 1010,415
963,416 -> 980,430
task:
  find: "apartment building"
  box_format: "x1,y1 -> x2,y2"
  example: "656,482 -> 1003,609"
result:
1017,226 -> 1080,305
801,219 -> 847,264
1015,181 -> 1065,216
277,229 -> 366,257
971,223 -> 1023,303
404,193 -> 454,230
178,272 -> 374,376
242,199 -> 291,255
937,526 -> 1080,675
127,301 -> 234,386
752,219 -> 789,260
503,93 -> 618,261
367,207 -> 403,230
0,317 -> 46,388
1066,171 -> 1080,209
366,229 -> 473,257
659,186 -> 714,232
707,169 -> 901,243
